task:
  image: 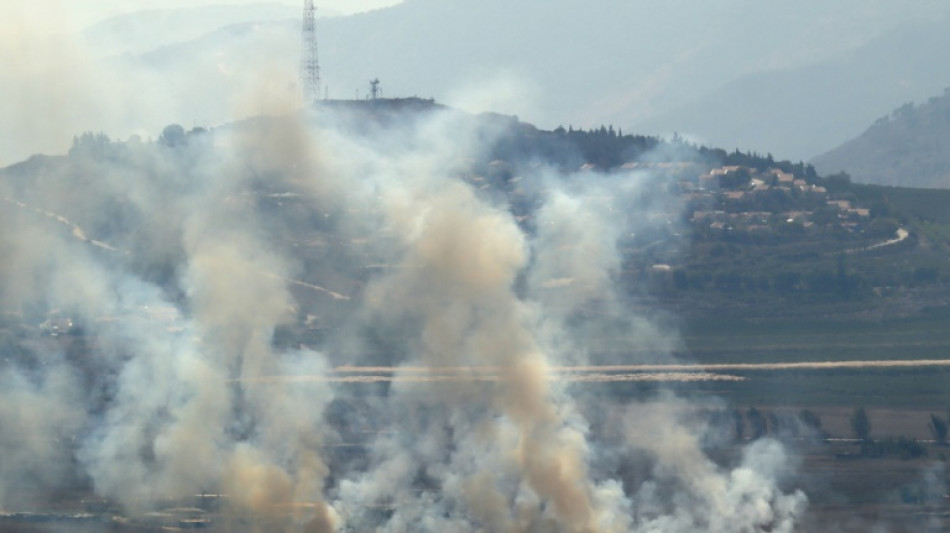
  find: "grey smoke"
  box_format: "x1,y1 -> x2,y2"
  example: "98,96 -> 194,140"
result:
1,94 -> 807,532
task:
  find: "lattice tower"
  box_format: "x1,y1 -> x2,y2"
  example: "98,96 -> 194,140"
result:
300,0 -> 320,104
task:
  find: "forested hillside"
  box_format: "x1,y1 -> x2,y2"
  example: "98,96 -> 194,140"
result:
812,88 -> 950,188
6,101 -> 950,323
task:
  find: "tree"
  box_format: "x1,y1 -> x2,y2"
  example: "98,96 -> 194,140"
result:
867,217 -> 900,239
159,124 -> 186,148
823,172 -> 852,193
929,414 -> 948,445
773,271 -> 801,294
69,131 -> 111,158
747,407 -> 767,439
836,256 -> 855,297
799,409 -> 822,432
732,409 -> 745,441
768,412 -> 792,438
799,409 -> 824,440
718,167 -> 751,189
851,407 -> 871,442
810,206 -> 838,226
870,198 -> 892,218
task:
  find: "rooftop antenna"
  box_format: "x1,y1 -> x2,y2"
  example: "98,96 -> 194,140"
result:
300,0 -> 320,105
369,78 -> 381,100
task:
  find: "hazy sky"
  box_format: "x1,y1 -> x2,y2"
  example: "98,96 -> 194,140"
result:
3,0 -> 949,167
4,1 -> 403,32
0,0 -> 404,166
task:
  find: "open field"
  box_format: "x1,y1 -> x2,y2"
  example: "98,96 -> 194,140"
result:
4,366 -> 949,532
7,308 -> 950,530
681,306 -> 950,362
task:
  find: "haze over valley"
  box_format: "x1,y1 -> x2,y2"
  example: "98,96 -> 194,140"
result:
4,0 -> 950,166
3,2 -> 950,532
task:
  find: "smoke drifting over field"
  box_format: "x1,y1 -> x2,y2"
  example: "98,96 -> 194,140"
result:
0,97 -> 806,531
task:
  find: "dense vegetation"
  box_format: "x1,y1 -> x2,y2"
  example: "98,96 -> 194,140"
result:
812,87 -> 950,188
9,104 -> 950,324
6,102 -> 950,360
4,101 -> 950,528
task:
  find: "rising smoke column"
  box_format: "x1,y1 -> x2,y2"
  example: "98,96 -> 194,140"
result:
313,111 -> 539,529
313,104 -> 808,532
620,398 -> 806,532
0,93 -> 809,532
153,116 -> 338,529
525,169 -> 684,368
320,108 -> 640,532
0,113 -> 341,530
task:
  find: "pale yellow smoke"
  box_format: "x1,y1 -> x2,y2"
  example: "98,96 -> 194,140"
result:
623,400 -> 726,497
177,116 -> 337,529
462,471 -> 516,533
620,398 -> 806,531
365,155 -> 603,531
222,445 -> 294,511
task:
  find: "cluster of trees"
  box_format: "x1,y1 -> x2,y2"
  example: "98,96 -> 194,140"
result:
708,148 -> 818,181
703,406 -> 946,460
704,407 -> 826,444
660,259 -> 866,299
544,124 -> 820,175
848,407 -> 943,460
550,125 -> 662,168
68,132 -> 113,157
68,124 -> 209,159
663,252 -> 949,302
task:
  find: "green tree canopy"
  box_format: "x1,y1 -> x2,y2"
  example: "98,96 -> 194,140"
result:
851,407 -> 871,442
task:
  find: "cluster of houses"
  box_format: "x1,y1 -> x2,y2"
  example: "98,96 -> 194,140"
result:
466,158 -> 875,239
684,166 -> 871,235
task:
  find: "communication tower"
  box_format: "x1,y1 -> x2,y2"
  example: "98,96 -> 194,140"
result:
300,0 -> 321,104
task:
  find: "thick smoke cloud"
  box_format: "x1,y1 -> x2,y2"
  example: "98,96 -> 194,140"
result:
0,113 -> 338,531
620,398 -> 806,532
1,86 -> 806,531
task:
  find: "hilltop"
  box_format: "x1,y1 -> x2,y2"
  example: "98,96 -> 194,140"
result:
81,2 -> 302,57
811,88 -> 950,188
6,102 -> 950,325
8,0 -> 949,167
6,99 -> 950,531
636,17 -> 950,161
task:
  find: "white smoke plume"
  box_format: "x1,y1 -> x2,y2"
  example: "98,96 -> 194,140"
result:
0,111 -> 340,531
620,398 -> 806,532
1,64 -> 808,532
293,106 -> 807,532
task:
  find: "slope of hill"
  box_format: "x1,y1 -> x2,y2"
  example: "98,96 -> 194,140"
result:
6,1 -> 950,168
81,3 -> 304,57
7,103 -> 950,533
810,88 -> 950,188
634,17 -> 950,162
83,1 -> 950,153
6,102 -> 950,322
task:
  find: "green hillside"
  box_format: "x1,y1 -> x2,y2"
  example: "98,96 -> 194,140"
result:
812,87 -> 950,188
5,103 -> 950,365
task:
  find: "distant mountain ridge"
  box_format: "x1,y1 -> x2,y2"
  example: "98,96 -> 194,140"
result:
811,88 -> 950,188
635,16 -> 950,162
6,101 -> 950,322
5,1 -> 950,167
80,1 -> 950,157
81,3 -> 303,57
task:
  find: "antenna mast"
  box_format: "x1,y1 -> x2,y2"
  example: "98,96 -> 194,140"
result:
300,0 -> 320,105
